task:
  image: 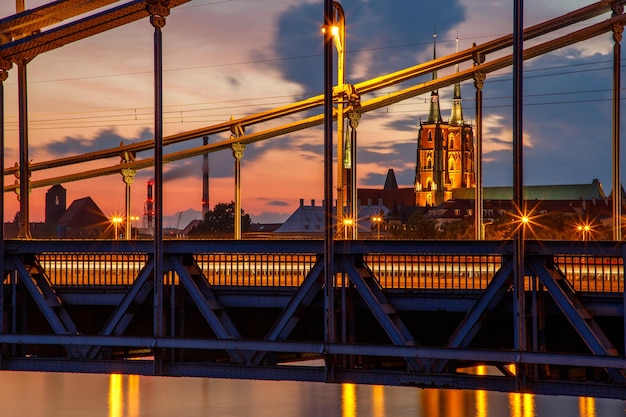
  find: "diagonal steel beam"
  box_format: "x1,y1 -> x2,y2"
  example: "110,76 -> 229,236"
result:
339,255 -> 423,372
0,0 -> 120,41
528,256 -> 626,384
250,258 -> 325,365
432,258 -> 514,372
169,254 -> 246,364
5,254 -> 83,358
0,0 -> 190,63
86,256 -> 155,359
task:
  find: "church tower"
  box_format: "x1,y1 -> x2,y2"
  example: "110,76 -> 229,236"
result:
414,35 -> 475,207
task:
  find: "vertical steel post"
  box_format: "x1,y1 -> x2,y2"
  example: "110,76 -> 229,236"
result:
17,61 -> 30,239
121,167 -> 136,240
349,112 -> 360,240
323,0 -> 336,380
202,136 -> 210,218
149,2 -> 168,341
473,47 -> 485,240
0,69 -> 7,333
232,142 -> 245,240
335,2 -> 345,239
512,0 -> 527,375
612,5 -> 623,241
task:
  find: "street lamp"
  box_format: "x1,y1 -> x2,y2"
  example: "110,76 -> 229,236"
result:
111,216 -> 123,240
371,214 -> 382,240
481,220 -> 493,239
577,223 -> 591,241
329,1 -> 347,239
342,217 -> 353,240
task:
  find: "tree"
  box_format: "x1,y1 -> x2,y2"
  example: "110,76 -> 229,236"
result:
391,210 -> 440,239
189,201 -> 252,236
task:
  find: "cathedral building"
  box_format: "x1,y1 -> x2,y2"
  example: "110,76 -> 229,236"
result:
414,37 -> 475,207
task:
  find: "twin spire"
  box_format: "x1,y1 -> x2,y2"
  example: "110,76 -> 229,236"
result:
426,32 -> 464,125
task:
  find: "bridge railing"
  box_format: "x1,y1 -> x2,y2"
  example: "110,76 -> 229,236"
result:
364,254 -> 501,290
29,244 -> 624,293
553,255 -> 624,292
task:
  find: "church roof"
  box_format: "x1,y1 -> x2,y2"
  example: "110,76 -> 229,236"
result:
452,179 -> 607,201
383,169 -> 398,189
57,197 -> 108,228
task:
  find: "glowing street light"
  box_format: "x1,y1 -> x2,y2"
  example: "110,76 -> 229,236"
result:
371,214 -> 383,240
342,217 -> 353,240
577,223 -> 591,241
111,216 -> 123,240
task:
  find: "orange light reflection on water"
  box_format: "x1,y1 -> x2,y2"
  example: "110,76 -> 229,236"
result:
579,396 -> 596,417
108,374 -> 123,417
342,383 -> 357,417
371,385 -> 385,417
475,365 -> 487,417
509,392 -> 535,417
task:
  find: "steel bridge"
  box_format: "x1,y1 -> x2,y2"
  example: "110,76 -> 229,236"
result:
2,238 -> 626,400
1,0 -> 626,401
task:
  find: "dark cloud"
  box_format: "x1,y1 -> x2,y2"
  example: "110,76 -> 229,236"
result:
43,128 -> 152,156
263,0 -> 466,98
380,115 -> 419,133
266,200 -> 290,207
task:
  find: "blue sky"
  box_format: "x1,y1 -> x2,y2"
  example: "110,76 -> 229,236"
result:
0,0 -> 620,225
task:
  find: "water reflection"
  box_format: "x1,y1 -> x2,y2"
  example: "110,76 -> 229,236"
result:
580,397 -> 596,417
509,392 -> 535,417
108,374 -> 122,417
371,385 -> 385,417
0,371 -> 623,417
342,383 -> 356,417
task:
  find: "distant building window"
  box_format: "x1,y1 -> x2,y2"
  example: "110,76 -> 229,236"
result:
428,131 -> 433,141
454,209 -> 461,216
55,196 -> 60,206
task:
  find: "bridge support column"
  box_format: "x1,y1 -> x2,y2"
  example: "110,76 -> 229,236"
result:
17,60 -> 30,239
231,141 -> 245,240
323,0 -> 337,381
121,168 -> 136,240
348,111 -> 360,240
333,1 -> 346,239
513,0 -> 528,388
0,65 -> 8,334
148,0 -> 170,345
612,4 -> 623,241
120,145 -> 137,240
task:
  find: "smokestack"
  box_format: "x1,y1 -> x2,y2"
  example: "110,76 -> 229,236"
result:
202,136 -> 210,218
144,178 -> 154,229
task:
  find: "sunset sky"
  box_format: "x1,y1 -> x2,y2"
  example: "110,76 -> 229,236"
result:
0,1 -> 620,227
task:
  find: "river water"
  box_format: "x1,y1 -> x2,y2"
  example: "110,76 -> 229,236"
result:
0,370 -> 624,417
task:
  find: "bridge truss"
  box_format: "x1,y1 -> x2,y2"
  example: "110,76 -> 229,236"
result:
1,239 -> 626,399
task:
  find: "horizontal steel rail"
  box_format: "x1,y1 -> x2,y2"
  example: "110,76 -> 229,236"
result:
8,239 -> 625,292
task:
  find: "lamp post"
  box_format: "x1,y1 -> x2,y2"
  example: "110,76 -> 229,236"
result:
371,214 -> 382,240
331,1 -> 346,239
112,216 -> 122,240
481,220 -> 493,239
577,223 -> 591,241
343,217 -> 353,240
